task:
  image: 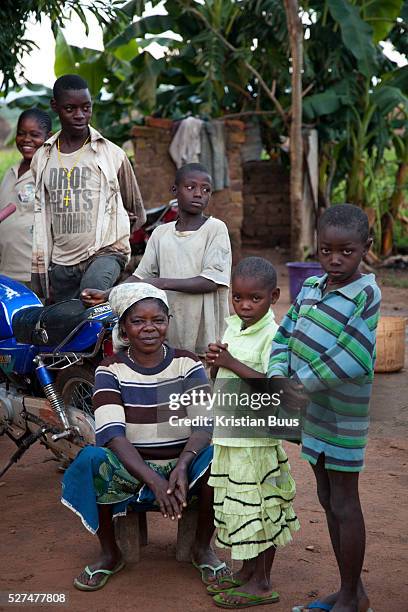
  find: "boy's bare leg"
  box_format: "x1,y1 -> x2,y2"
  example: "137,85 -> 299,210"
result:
75,505 -> 122,587
327,470 -> 366,612
311,456 -> 369,612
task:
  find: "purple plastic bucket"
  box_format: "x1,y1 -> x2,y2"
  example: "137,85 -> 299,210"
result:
286,262 -> 324,302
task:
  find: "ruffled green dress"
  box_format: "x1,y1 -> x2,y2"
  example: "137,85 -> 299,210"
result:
209,310 -> 300,560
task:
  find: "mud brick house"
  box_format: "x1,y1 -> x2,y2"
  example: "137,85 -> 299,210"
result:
131,118 -> 291,262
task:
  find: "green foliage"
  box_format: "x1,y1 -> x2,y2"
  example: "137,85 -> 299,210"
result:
5,85 -> 60,132
0,149 -> 21,182
0,1 -> 120,92
394,217 -> 408,251
106,15 -> 175,48
101,0 -> 291,120
131,54 -> 167,111
327,0 -> 378,77
303,79 -> 353,119
3,0 -> 407,254
372,85 -> 408,115
381,64 -> 408,93
54,30 -> 107,97
362,0 -> 403,43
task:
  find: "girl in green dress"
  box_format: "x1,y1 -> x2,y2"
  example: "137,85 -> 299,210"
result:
205,257 -> 300,609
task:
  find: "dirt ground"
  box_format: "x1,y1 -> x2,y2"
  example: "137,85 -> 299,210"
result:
0,248 -> 407,612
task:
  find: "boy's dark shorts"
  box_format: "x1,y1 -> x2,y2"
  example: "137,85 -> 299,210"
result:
50,254 -> 125,302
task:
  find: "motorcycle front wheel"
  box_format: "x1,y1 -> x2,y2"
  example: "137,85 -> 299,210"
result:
55,364 -> 95,417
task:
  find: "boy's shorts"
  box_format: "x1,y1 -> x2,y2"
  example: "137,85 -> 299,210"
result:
49,254 -> 124,302
301,432 -> 366,472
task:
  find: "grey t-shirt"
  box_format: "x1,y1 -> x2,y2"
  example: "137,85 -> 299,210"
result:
45,144 -> 100,265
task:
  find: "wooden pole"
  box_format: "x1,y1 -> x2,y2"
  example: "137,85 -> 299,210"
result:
284,0 -> 304,260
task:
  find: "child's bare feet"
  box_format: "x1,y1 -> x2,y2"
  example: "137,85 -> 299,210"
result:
332,599 -> 359,612
292,582 -> 370,612
331,587 -> 370,612
234,558 -> 256,582
207,559 -> 256,594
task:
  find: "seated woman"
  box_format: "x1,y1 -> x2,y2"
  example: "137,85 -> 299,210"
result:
61,283 -> 228,591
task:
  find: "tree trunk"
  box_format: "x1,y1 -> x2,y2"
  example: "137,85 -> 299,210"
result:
284,0 -> 304,260
346,151 -> 366,207
383,138 -> 408,255
390,161 -> 408,219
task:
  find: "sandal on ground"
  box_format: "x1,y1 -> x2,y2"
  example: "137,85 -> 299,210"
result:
207,577 -> 245,595
73,560 -> 125,591
292,601 -> 374,612
192,561 -> 231,585
213,589 -> 280,609
292,603 -> 333,612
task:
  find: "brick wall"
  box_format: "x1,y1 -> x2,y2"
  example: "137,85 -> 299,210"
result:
131,118 -> 245,262
242,160 -> 290,248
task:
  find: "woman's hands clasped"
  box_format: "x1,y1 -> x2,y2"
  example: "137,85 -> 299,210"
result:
149,472 -> 185,520
167,462 -> 189,510
149,461 -> 190,520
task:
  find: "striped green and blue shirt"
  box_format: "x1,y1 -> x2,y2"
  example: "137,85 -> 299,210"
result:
268,273 -> 381,471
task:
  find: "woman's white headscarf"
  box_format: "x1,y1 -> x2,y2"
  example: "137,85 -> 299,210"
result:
109,282 -> 169,352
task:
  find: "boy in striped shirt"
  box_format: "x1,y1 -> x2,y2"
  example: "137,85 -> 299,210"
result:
269,204 -> 380,612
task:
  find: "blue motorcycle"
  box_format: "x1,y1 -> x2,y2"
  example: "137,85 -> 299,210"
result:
0,275 -> 116,476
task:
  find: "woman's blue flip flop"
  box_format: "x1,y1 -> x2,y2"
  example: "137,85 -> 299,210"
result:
292,601 -> 374,611
292,602 -> 333,611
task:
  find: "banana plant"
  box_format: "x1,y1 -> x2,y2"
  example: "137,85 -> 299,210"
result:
5,0 -> 408,254
301,0 -> 407,253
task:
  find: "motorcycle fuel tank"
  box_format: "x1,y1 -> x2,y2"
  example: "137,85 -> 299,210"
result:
0,275 -> 42,340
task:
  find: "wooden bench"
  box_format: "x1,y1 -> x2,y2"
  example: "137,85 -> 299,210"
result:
114,505 -> 199,563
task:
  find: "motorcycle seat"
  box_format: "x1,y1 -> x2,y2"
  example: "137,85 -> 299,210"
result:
13,300 -> 90,346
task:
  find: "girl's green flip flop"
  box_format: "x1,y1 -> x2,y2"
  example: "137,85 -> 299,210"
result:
207,577 -> 244,595
213,589 -> 280,609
